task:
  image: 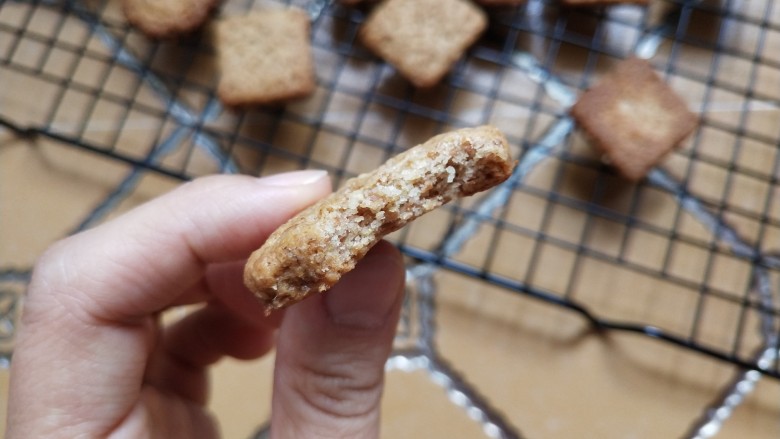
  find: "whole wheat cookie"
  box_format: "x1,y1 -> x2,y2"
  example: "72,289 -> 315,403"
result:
359,0 -> 488,87
244,126 -> 515,312
216,8 -> 315,107
121,0 -> 220,39
570,57 -> 698,181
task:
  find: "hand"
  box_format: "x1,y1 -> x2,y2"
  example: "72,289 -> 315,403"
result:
7,171 -> 405,438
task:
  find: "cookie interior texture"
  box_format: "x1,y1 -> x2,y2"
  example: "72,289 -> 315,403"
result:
244,125 -> 515,312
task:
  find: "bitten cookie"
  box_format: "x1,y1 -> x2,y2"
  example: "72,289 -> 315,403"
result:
244,126 -> 515,312
216,8 -> 316,107
121,0 -> 220,39
570,58 -> 698,181
360,0 -> 488,87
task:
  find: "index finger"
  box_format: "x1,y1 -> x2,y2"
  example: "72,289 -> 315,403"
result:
32,171 -> 331,323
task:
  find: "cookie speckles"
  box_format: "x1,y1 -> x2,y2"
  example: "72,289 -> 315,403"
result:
215,8 -> 316,107
244,126 -> 515,313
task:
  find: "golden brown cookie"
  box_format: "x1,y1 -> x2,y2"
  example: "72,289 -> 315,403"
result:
244,126 -> 515,312
121,0 -> 220,39
216,8 -> 316,107
570,57 -> 698,181
359,0 -> 488,88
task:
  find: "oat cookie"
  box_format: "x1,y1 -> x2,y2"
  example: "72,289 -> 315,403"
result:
360,0 -> 488,88
121,0 -> 220,39
216,8 -> 316,107
244,126 -> 515,312
570,57 -> 698,181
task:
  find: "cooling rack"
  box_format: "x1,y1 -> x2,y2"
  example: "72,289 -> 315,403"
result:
2,0 -> 780,437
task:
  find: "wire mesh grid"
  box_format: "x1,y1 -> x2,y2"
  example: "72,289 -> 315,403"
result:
1,0 -> 780,437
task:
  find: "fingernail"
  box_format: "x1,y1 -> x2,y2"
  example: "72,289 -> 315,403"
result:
258,170 -> 329,187
325,245 -> 405,329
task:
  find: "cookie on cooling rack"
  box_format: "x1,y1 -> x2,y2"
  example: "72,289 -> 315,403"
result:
359,0 -> 488,88
570,57 -> 698,181
215,8 -> 316,107
121,0 -> 221,39
244,125 -> 515,313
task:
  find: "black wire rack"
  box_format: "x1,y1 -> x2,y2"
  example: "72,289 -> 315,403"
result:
2,0 -> 780,437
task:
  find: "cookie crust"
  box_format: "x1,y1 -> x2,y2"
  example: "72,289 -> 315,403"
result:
244,126 -> 515,312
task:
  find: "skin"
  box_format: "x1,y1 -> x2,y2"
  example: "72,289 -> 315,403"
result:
6,171 -> 405,438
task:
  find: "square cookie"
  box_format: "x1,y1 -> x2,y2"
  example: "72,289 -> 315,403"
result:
216,8 -> 316,107
360,0 -> 488,88
570,58 -> 698,181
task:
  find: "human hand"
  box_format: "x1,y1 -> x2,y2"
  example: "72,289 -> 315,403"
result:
6,171 -> 405,438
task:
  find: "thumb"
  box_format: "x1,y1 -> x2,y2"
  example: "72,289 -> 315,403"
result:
270,240 -> 405,438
